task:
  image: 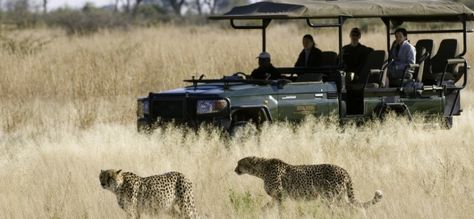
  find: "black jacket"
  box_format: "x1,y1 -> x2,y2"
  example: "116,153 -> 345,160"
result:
341,43 -> 373,76
295,47 -> 323,67
250,64 -> 281,80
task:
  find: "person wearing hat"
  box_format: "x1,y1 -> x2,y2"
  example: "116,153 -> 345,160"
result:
294,34 -> 323,67
341,27 -> 373,82
250,52 -> 281,80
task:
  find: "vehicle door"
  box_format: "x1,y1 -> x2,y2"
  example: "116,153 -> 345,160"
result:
276,82 -> 338,121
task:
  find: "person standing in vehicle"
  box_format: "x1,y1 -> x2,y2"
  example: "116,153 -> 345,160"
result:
250,52 -> 281,80
341,28 -> 373,82
295,34 -> 322,67
387,28 -> 416,83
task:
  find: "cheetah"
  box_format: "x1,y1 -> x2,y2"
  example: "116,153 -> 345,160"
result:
99,169 -> 198,219
234,156 -> 383,209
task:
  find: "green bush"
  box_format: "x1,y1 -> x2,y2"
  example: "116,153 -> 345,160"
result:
228,189 -> 260,217
0,33 -> 50,55
45,8 -> 129,35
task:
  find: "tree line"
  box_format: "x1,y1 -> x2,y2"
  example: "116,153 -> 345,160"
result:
0,0 -> 472,35
0,0 -> 249,16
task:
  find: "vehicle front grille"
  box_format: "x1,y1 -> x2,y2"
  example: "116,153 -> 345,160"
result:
151,100 -> 185,119
150,98 -> 198,121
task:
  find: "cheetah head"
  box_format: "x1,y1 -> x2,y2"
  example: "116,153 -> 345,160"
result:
235,156 -> 263,175
99,169 -> 123,192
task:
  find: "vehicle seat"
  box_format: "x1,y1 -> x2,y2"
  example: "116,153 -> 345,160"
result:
423,39 -> 458,84
321,51 -> 338,66
415,39 -> 434,82
353,50 -> 386,89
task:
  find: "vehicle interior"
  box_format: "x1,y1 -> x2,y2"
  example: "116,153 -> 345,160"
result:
208,0 -> 472,116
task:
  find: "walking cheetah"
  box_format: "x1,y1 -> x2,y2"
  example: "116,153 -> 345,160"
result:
234,156 -> 383,209
99,169 -> 198,219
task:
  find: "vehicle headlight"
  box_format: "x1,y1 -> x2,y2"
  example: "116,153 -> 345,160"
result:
137,99 -> 149,117
196,99 -> 228,115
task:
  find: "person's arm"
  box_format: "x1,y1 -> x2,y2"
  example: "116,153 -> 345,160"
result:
357,47 -> 374,72
271,66 -> 281,79
314,48 -> 323,67
295,50 -> 304,67
388,41 -> 397,60
250,69 -> 258,79
407,45 -> 416,65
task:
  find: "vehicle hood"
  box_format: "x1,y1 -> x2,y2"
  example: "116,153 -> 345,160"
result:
158,83 -> 272,96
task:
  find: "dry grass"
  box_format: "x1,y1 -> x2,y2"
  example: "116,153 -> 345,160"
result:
0,23 -> 474,218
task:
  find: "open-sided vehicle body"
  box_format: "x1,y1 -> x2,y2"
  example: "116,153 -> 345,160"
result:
137,0 -> 472,132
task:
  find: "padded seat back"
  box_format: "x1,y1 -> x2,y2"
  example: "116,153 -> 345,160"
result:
430,39 -> 458,73
359,50 -> 386,85
320,51 -> 338,66
415,39 -> 434,62
415,39 -> 434,82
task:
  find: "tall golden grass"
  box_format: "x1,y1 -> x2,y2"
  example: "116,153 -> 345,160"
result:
1,24 -> 474,218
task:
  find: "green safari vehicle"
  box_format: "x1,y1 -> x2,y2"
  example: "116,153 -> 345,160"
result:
137,0 -> 472,133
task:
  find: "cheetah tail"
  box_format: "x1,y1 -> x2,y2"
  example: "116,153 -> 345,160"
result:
346,181 -> 383,209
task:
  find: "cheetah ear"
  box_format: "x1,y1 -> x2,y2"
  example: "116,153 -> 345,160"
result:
116,169 -> 122,174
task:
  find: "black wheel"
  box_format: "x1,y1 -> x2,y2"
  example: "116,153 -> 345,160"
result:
443,116 -> 453,129
137,119 -> 152,134
228,121 -> 257,138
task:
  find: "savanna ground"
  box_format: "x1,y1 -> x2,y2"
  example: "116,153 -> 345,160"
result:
0,20 -> 474,218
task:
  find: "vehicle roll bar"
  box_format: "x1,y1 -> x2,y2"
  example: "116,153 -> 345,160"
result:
230,19 -> 271,52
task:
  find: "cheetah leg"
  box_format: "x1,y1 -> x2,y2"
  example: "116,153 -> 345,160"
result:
262,200 -> 276,210
263,182 -> 284,210
125,209 -> 140,219
262,194 -> 285,210
121,200 -> 139,219
174,177 -> 198,219
176,193 -> 198,219
168,204 -> 181,218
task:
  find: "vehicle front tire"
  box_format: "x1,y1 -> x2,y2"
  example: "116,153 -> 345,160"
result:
443,116 -> 453,129
228,121 -> 257,138
137,118 -> 152,133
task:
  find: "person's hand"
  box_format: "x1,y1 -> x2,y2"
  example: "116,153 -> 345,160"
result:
345,72 -> 355,81
264,73 -> 271,80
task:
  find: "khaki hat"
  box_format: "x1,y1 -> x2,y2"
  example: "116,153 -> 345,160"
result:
257,52 -> 271,59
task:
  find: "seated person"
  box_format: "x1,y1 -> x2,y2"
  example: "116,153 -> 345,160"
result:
341,28 -> 373,82
250,52 -> 281,80
294,34 -> 322,67
387,28 -> 416,85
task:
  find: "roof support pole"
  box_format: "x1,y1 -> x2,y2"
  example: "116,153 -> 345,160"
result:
306,17 -> 346,65
262,19 -> 271,52
229,19 -> 271,53
338,16 -> 346,66
460,18 -> 467,56
382,18 -> 391,53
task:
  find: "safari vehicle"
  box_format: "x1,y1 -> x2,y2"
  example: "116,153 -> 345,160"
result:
137,0 -> 472,133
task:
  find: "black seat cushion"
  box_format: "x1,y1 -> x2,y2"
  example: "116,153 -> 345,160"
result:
415,39 -> 434,62
358,50 -> 386,84
320,51 -> 338,66
423,39 -> 458,84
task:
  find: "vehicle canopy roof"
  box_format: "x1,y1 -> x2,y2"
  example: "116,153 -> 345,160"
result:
210,0 -> 474,21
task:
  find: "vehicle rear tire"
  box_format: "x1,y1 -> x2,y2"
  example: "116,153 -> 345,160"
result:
443,116 -> 453,129
137,119 -> 152,134
228,121 -> 257,138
